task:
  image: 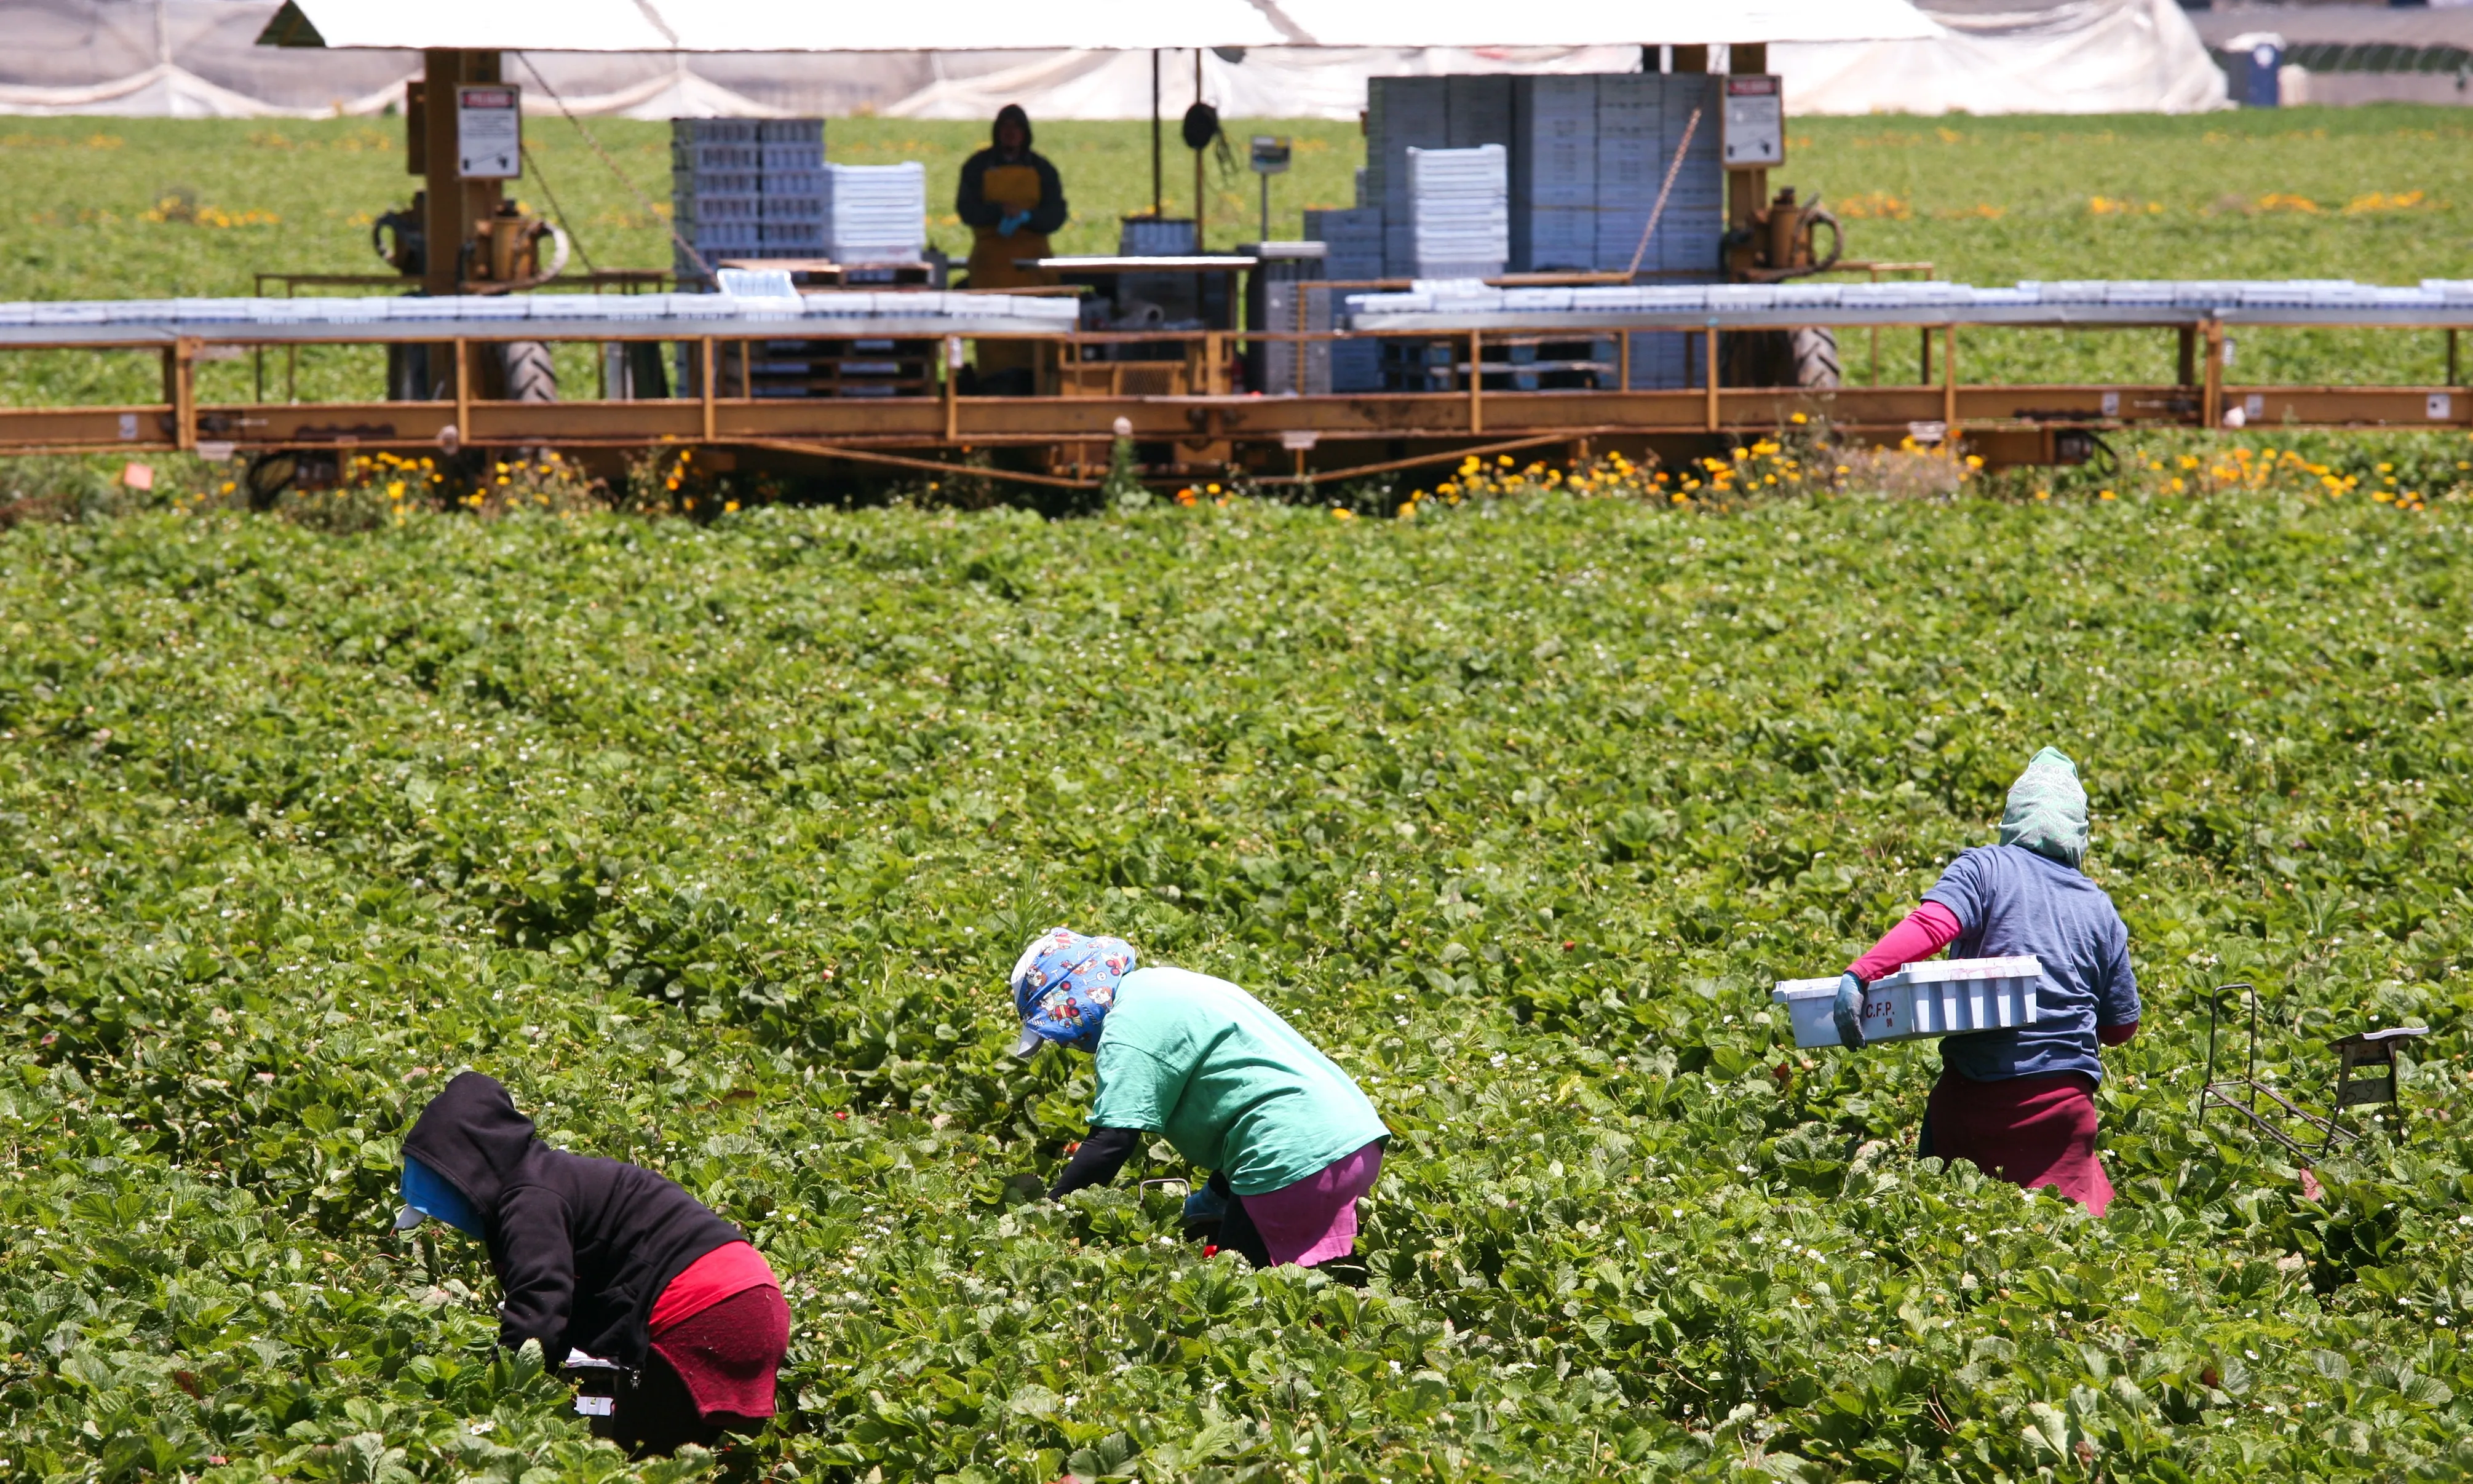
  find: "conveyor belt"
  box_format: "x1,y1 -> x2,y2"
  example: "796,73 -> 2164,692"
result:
9,279 -> 2473,348
1344,279 -> 2473,332
0,291 -> 1081,346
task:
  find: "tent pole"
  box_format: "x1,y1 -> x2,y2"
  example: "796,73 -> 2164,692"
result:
1151,49 -> 1162,218
1193,49 -> 1205,246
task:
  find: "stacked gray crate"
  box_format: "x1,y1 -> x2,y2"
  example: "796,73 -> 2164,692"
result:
1116,217 -> 1202,323
672,120 -> 766,280
755,119 -> 827,256
1304,206 -> 1383,391
1445,75 -> 1514,149
819,162 -> 927,264
1509,76 -> 1597,274
1365,77 -> 1448,277
1407,145 -> 1508,280
673,117 -> 832,281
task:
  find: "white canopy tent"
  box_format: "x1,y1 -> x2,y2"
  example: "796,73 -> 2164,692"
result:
256,0 -> 1946,52
878,47 -> 1649,122
1774,0 -> 2229,116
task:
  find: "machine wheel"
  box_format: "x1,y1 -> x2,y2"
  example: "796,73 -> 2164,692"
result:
1720,327 -> 1843,390
1785,325 -> 1842,391
498,341 -> 558,402
242,451 -> 297,511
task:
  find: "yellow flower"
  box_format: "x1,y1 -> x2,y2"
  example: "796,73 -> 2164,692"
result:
724,500 -> 740,513
1330,506 -> 1354,520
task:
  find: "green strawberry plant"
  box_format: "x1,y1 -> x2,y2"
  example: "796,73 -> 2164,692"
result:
5,484 -> 2473,1481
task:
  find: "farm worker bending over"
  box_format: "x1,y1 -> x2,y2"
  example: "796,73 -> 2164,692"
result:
395,1072 -> 788,1456
1834,748 -> 2141,1213
1009,928 -> 1390,1270
956,104 -> 1068,393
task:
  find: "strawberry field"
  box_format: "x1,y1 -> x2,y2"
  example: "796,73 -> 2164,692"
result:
5,484 -> 2473,1482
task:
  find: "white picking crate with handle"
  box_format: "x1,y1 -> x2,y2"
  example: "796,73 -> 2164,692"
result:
1771,956 -> 2043,1049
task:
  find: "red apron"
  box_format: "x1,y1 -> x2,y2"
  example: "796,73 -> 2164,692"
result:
1921,1068 -> 2114,1215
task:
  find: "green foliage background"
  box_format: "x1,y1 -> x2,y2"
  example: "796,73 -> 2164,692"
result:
3,105 -> 2473,404
6,485 -> 2473,1481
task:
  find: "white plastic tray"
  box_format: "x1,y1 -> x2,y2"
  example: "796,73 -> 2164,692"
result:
1772,956 -> 2042,1049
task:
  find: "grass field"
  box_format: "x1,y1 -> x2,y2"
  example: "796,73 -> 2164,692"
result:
3,105 -> 2473,408
6,486 -> 2473,1481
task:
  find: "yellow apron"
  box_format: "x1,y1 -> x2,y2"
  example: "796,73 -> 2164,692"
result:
966,162 -> 1057,384
965,162 -> 1058,290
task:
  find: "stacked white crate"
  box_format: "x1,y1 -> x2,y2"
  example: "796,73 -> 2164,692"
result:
1406,145 -> 1508,281
819,162 -> 927,265
1303,206 -> 1384,391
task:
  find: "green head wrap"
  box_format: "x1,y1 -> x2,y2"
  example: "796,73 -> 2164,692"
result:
1999,746 -> 2089,868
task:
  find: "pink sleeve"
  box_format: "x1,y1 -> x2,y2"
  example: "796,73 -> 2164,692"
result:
1847,901 -> 1964,983
2100,1022 -> 2138,1047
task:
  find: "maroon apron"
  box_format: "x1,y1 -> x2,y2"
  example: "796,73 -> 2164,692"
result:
1921,1068 -> 2114,1215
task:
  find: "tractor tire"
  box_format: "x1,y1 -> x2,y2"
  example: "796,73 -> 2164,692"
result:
498,340 -> 558,402
1721,327 -> 1844,390
1786,325 -> 1842,391
242,451 -> 296,511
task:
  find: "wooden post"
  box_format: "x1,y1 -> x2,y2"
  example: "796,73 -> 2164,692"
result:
738,339 -> 752,400
453,337 -> 470,440
1619,333 -> 1632,391
1919,326 -> 1931,386
1704,324 -> 1720,431
943,335 -> 960,441
165,340 -> 197,450
1193,49 -> 1206,248
2450,328 -> 2460,389
2202,319 -> 2225,430
1725,45 -> 1768,234
421,49 -> 504,299
1469,330 -> 1483,433
1942,324 -> 1957,437
700,338 -> 716,441
2177,325 -> 2197,387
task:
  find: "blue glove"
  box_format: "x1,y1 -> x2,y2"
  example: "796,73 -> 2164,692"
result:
1832,972 -> 1868,1049
998,211 -> 1031,237
1181,1182 -> 1228,1226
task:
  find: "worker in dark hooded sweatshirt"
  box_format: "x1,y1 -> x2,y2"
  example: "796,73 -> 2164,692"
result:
955,103 -> 1068,392
394,1072 -> 787,1456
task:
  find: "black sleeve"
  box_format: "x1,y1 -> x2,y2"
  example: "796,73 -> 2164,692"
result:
955,151 -> 1001,229
490,1184 -> 576,1356
1026,153 -> 1070,236
1047,1126 -> 1140,1200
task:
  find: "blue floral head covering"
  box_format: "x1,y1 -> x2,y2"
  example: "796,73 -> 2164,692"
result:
1009,927 -> 1136,1058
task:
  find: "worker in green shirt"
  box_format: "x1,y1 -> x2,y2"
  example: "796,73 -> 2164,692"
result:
1008,928 -> 1389,1271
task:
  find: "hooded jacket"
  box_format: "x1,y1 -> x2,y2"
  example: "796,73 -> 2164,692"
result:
402,1072 -> 744,1367
956,105 -> 1069,236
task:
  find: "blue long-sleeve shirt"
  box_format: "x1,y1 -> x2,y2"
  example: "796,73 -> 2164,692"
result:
1923,844 -> 2140,1083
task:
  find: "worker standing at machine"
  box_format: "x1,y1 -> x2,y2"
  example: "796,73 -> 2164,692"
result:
1009,928 -> 1389,1272
956,104 -> 1068,392
394,1072 -> 788,1456
1833,748 -> 2141,1213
